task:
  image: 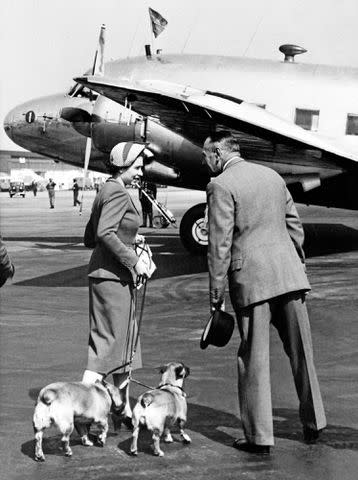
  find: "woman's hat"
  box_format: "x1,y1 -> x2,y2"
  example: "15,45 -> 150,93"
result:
109,142 -> 153,168
200,309 -> 235,349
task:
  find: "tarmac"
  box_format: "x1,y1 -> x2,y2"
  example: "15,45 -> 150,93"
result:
1,188 -> 358,480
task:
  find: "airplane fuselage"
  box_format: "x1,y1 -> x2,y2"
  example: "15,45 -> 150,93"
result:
4,52 -> 358,209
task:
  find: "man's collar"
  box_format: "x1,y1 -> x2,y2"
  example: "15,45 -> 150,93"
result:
223,154 -> 243,171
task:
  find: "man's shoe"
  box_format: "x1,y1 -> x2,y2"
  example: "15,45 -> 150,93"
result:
303,427 -> 321,444
233,439 -> 270,455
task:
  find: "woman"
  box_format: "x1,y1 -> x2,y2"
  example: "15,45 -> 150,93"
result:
82,141 -> 151,424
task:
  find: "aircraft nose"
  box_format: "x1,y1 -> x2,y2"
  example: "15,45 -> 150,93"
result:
3,95 -> 62,150
3,102 -> 36,144
3,106 -> 16,141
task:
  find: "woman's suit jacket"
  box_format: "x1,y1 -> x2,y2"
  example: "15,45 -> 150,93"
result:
84,178 -> 140,283
207,158 -> 310,308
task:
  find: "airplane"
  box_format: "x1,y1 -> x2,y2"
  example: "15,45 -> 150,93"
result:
4,42 -> 358,254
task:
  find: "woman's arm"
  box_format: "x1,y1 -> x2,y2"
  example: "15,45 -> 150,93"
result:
97,188 -> 138,269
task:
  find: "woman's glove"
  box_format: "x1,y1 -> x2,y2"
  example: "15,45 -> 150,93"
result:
134,256 -> 150,286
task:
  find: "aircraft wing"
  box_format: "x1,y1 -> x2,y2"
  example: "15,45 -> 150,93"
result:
75,75 -> 358,166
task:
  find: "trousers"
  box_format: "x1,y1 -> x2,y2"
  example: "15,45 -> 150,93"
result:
234,291 -> 326,445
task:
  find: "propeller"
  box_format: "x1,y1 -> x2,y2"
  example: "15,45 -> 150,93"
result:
79,136 -> 92,215
79,24 -> 106,215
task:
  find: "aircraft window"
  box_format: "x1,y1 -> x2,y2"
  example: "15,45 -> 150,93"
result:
295,109 -> 320,131
68,83 -> 98,100
346,114 -> 358,135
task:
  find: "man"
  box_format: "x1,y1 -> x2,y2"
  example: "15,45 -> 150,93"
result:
46,178 -> 56,209
139,181 -> 157,228
202,132 -> 326,455
0,237 -> 15,288
72,178 -> 81,206
31,180 -> 37,197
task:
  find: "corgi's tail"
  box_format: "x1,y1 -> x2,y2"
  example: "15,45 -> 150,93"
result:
141,393 -> 153,408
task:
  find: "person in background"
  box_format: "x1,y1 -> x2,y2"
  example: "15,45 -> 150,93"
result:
72,178 -> 81,207
202,131 -> 326,456
0,237 -> 15,288
46,178 -> 56,209
83,142 -> 152,428
139,181 -> 157,228
32,180 -> 38,197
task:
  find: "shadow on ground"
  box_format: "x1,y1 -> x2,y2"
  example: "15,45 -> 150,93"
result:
25,384 -> 358,460
12,223 -> 358,288
304,224 -> 358,256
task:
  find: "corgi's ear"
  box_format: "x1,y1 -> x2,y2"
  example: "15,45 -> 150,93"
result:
175,363 -> 189,379
157,365 -> 167,374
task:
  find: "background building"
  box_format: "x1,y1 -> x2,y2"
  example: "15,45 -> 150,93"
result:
0,150 -> 107,191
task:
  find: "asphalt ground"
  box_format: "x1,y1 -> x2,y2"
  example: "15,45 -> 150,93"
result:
0,188 -> 358,480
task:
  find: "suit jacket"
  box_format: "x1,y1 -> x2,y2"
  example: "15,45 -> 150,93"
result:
206,158 -> 310,308
84,178 -> 140,283
0,237 -> 14,288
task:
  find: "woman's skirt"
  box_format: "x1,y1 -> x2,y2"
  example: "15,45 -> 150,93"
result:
86,277 -> 142,374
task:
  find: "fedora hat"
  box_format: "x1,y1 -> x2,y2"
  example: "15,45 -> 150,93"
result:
200,309 -> 235,350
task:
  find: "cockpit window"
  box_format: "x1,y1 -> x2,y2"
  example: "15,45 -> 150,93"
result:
68,83 -> 98,100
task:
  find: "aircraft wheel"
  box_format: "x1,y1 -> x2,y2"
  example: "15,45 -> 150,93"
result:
179,203 -> 208,255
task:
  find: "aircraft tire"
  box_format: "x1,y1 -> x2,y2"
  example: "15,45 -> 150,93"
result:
179,203 -> 208,255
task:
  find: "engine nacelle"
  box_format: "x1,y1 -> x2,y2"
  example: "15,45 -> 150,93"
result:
91,96 -> 143,152
90,95 -> 210,187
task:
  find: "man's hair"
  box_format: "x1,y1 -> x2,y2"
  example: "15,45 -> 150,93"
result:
206,131 -> 241,155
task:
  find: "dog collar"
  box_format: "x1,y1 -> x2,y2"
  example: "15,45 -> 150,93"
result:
100,380 -> 124,413
158,383 -> 186,397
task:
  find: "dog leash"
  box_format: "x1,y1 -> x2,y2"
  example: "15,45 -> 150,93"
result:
102,279 -> 150,387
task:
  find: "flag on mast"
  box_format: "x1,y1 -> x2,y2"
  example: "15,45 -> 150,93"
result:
148,7 -> 168,38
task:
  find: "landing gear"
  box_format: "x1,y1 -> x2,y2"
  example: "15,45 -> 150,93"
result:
153,215 -> 170,229
179,203 -> 208,255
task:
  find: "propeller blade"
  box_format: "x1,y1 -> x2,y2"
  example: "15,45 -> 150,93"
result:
79,136 -> 92,215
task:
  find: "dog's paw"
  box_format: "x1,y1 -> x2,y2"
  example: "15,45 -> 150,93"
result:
130,449 -> 138,456
64,449 -> 73,457
153,449 -> 164,457
34,454 -> 45,462
182,433 -> 192,444
96,438 -> 105,448
81,437 -> 93,447
163,434 -> 174,443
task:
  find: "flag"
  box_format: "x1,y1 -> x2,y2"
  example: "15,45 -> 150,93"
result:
148,7 -> 168,38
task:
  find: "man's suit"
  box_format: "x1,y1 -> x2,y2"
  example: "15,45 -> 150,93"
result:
84,177 -> 142,374
207,157 -> 326,445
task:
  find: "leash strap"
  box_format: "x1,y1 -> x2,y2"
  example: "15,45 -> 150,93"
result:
102,279 -> 147,381
128,279 -> 147,380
